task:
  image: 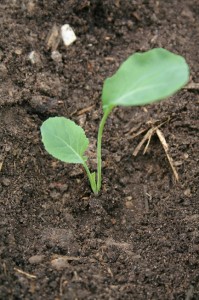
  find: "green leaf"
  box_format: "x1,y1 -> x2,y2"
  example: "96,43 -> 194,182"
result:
102,48 -> 189,110
41,117 -> 89,164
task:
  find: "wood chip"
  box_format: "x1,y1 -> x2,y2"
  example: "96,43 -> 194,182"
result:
46,24 -> 60,51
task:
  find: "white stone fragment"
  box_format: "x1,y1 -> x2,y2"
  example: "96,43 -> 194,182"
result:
28,51 -> 41,65
61,24 -> 77,47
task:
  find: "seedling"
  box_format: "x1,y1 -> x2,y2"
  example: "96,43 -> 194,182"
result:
41,48 -> 189,194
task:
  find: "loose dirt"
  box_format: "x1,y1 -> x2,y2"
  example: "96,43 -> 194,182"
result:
0,1 -> 199,299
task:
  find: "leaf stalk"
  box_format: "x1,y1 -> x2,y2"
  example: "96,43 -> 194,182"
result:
96,106 -> 113,192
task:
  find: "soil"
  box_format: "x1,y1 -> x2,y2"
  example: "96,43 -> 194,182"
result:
0,0 -> 199,299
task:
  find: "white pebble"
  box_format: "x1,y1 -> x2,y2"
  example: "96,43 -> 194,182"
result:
61,24 -> 77,46
28,51 -> 41,65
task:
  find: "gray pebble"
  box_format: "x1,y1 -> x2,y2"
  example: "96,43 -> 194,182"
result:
51,257 -> 69,270
50,191 -> 61,200
29,255 -> 45,264
2,178 -> 11,187
0,64 -> 8,79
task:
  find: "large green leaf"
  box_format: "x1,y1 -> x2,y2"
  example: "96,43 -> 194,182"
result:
41,117 -> 89,164
102,48 -> 189,111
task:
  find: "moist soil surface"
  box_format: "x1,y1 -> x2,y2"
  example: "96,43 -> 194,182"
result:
0,1 -> 199,299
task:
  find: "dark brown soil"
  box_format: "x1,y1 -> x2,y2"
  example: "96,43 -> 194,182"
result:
0,1 -> 199,299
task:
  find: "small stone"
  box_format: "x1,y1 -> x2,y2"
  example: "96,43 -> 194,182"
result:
0,64 -> 8,79
14,48 -> 22,55
69,166 -> 84,177
127,20 -> 133,30
77,114 -> 86,127
174,161 -> 183,166
111,218 -> 117,225
181,8 -> 194,21
29,255 -> 45,264
114,154 -> 121,162
61,24 -> 77,47
184,188 -> 191,197
119,176 -> 129,186
51,50 -> 62,63
50,191 -> 61,200
58,184 -> 68,193
28,51 -> 41,65
85,85 -> 91,90
5,145 -> 11,152
26,0 -> 36,15
151,13 -> 158,22
51,257 -> 69,270
184,153 -> 189,159
125,199 -> 134,209
0,50 -> 3,61
2,178 -> 11,187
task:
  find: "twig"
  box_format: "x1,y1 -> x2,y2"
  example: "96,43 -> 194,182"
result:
133,127 -> 155,156
60,276 -> 68,296
71,104 -> 95,116
0,161 -> 3,172
127,127 -> 148,139
14,268 -> 37,279
51,255 -> 80,261
156,129 -> 179,181
77,105 -> 95,116
183,82 -> 199,90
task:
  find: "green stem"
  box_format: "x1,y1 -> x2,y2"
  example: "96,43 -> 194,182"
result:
83,161 -> 97,194
96,107 -> 113,192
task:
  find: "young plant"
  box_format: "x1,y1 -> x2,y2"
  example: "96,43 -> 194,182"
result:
41,48 -> 189,194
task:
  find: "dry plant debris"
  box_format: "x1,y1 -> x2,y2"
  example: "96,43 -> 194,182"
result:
132,120 -> 179,181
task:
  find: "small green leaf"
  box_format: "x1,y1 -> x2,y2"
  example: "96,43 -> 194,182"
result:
102,48 -> 189,110
41,117 -> 89,164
